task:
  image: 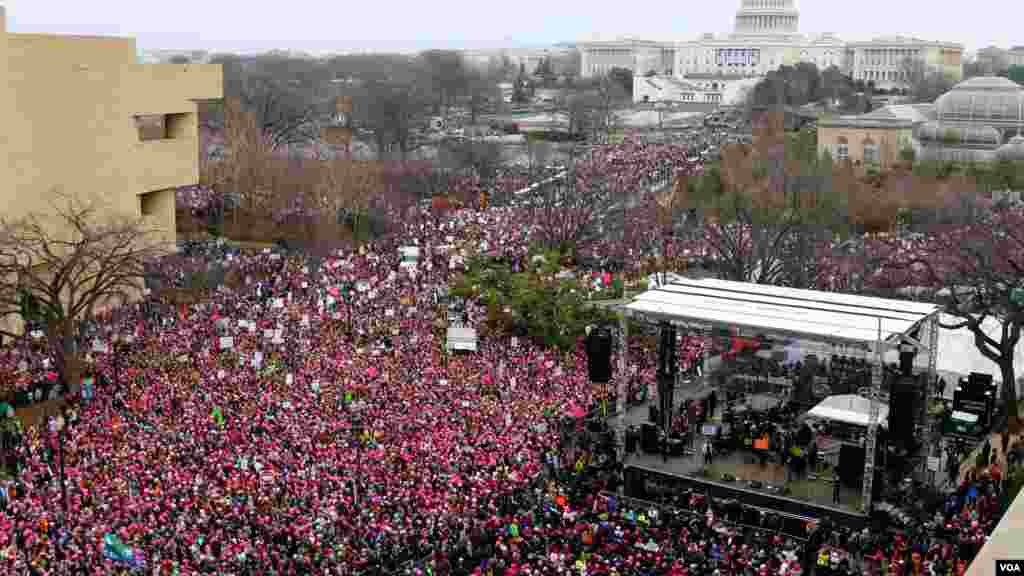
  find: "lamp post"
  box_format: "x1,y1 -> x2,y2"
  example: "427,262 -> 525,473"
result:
351,414 -> 363,506
346,290 -> 354,338
112,335 -> 133,391
112,335 -> 123,395
48,415 -> 69,529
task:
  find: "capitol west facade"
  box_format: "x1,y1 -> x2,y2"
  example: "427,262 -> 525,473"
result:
578,0 -> 963,95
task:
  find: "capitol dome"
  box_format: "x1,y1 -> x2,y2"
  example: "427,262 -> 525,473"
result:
934,76 -> 1024,124
734,0 -> 800,35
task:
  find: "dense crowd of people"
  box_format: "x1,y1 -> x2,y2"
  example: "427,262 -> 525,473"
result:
0,137 -> 1016,575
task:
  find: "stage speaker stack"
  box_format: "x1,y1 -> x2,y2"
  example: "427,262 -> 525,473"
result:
797,362 -> 814,404
657,323 -> 678,377
587,328 -> 613,383
626,428 -> 639,454
888,376 -> 919,448
641,423 -> 660,453
953,372 -> 997,432
899,343 -> 916,377
657,323 -> 677,432
838,444 -> 865,487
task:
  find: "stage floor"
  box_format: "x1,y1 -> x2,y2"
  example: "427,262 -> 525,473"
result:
624,446 -> 864,513
613,380 -> 865,514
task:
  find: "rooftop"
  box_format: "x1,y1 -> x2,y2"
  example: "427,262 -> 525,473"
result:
625,278 -> 938,346
950,75 -> 1024,91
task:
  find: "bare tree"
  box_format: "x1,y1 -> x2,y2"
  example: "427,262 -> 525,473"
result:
202,54 -> 324,151
692,116 -> 845,285
201,96 -> 275,221
529,146 -> 620,254
900,56 -> 956,103
0,192 -> 168,390
884,204 -> 1024,432
565,91 -> 601,138
241,75 -> 323,151
526,135 -> 553,181
466,69 -> 498,124
419,49 -> 470,115
356,80 -> 428,160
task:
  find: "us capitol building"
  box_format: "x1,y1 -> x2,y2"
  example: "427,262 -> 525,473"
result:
578,0 -> 963,94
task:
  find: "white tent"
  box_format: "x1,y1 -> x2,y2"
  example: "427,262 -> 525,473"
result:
807,394 -> 889,429
886,313 -> 1024,385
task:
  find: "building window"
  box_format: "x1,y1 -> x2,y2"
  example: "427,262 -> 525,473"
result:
834,137 -> 849,161
135,113 -> 190,142
135,115 -> 167,141
863,139 -> 879,165
139,191 -> 160,217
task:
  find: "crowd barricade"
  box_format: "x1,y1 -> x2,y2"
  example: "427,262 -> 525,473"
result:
601,491 -> 811,542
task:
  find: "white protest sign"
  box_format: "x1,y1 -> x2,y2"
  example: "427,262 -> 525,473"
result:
286,373 -> 294,386
219,337 -> 234,350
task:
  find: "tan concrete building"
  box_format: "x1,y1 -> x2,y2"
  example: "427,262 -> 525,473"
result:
817,104 -> 932,167
0,6 -> 221,246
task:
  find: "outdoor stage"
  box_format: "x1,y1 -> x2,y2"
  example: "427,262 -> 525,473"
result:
615,394 -> 870,528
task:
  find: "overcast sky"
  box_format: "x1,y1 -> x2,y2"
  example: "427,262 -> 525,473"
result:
3,0 -> 1019,55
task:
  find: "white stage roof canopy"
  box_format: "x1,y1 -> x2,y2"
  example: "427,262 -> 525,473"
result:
625,278 -> 939,346
885,313 -> 1024,385
807,394 -> 889,428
